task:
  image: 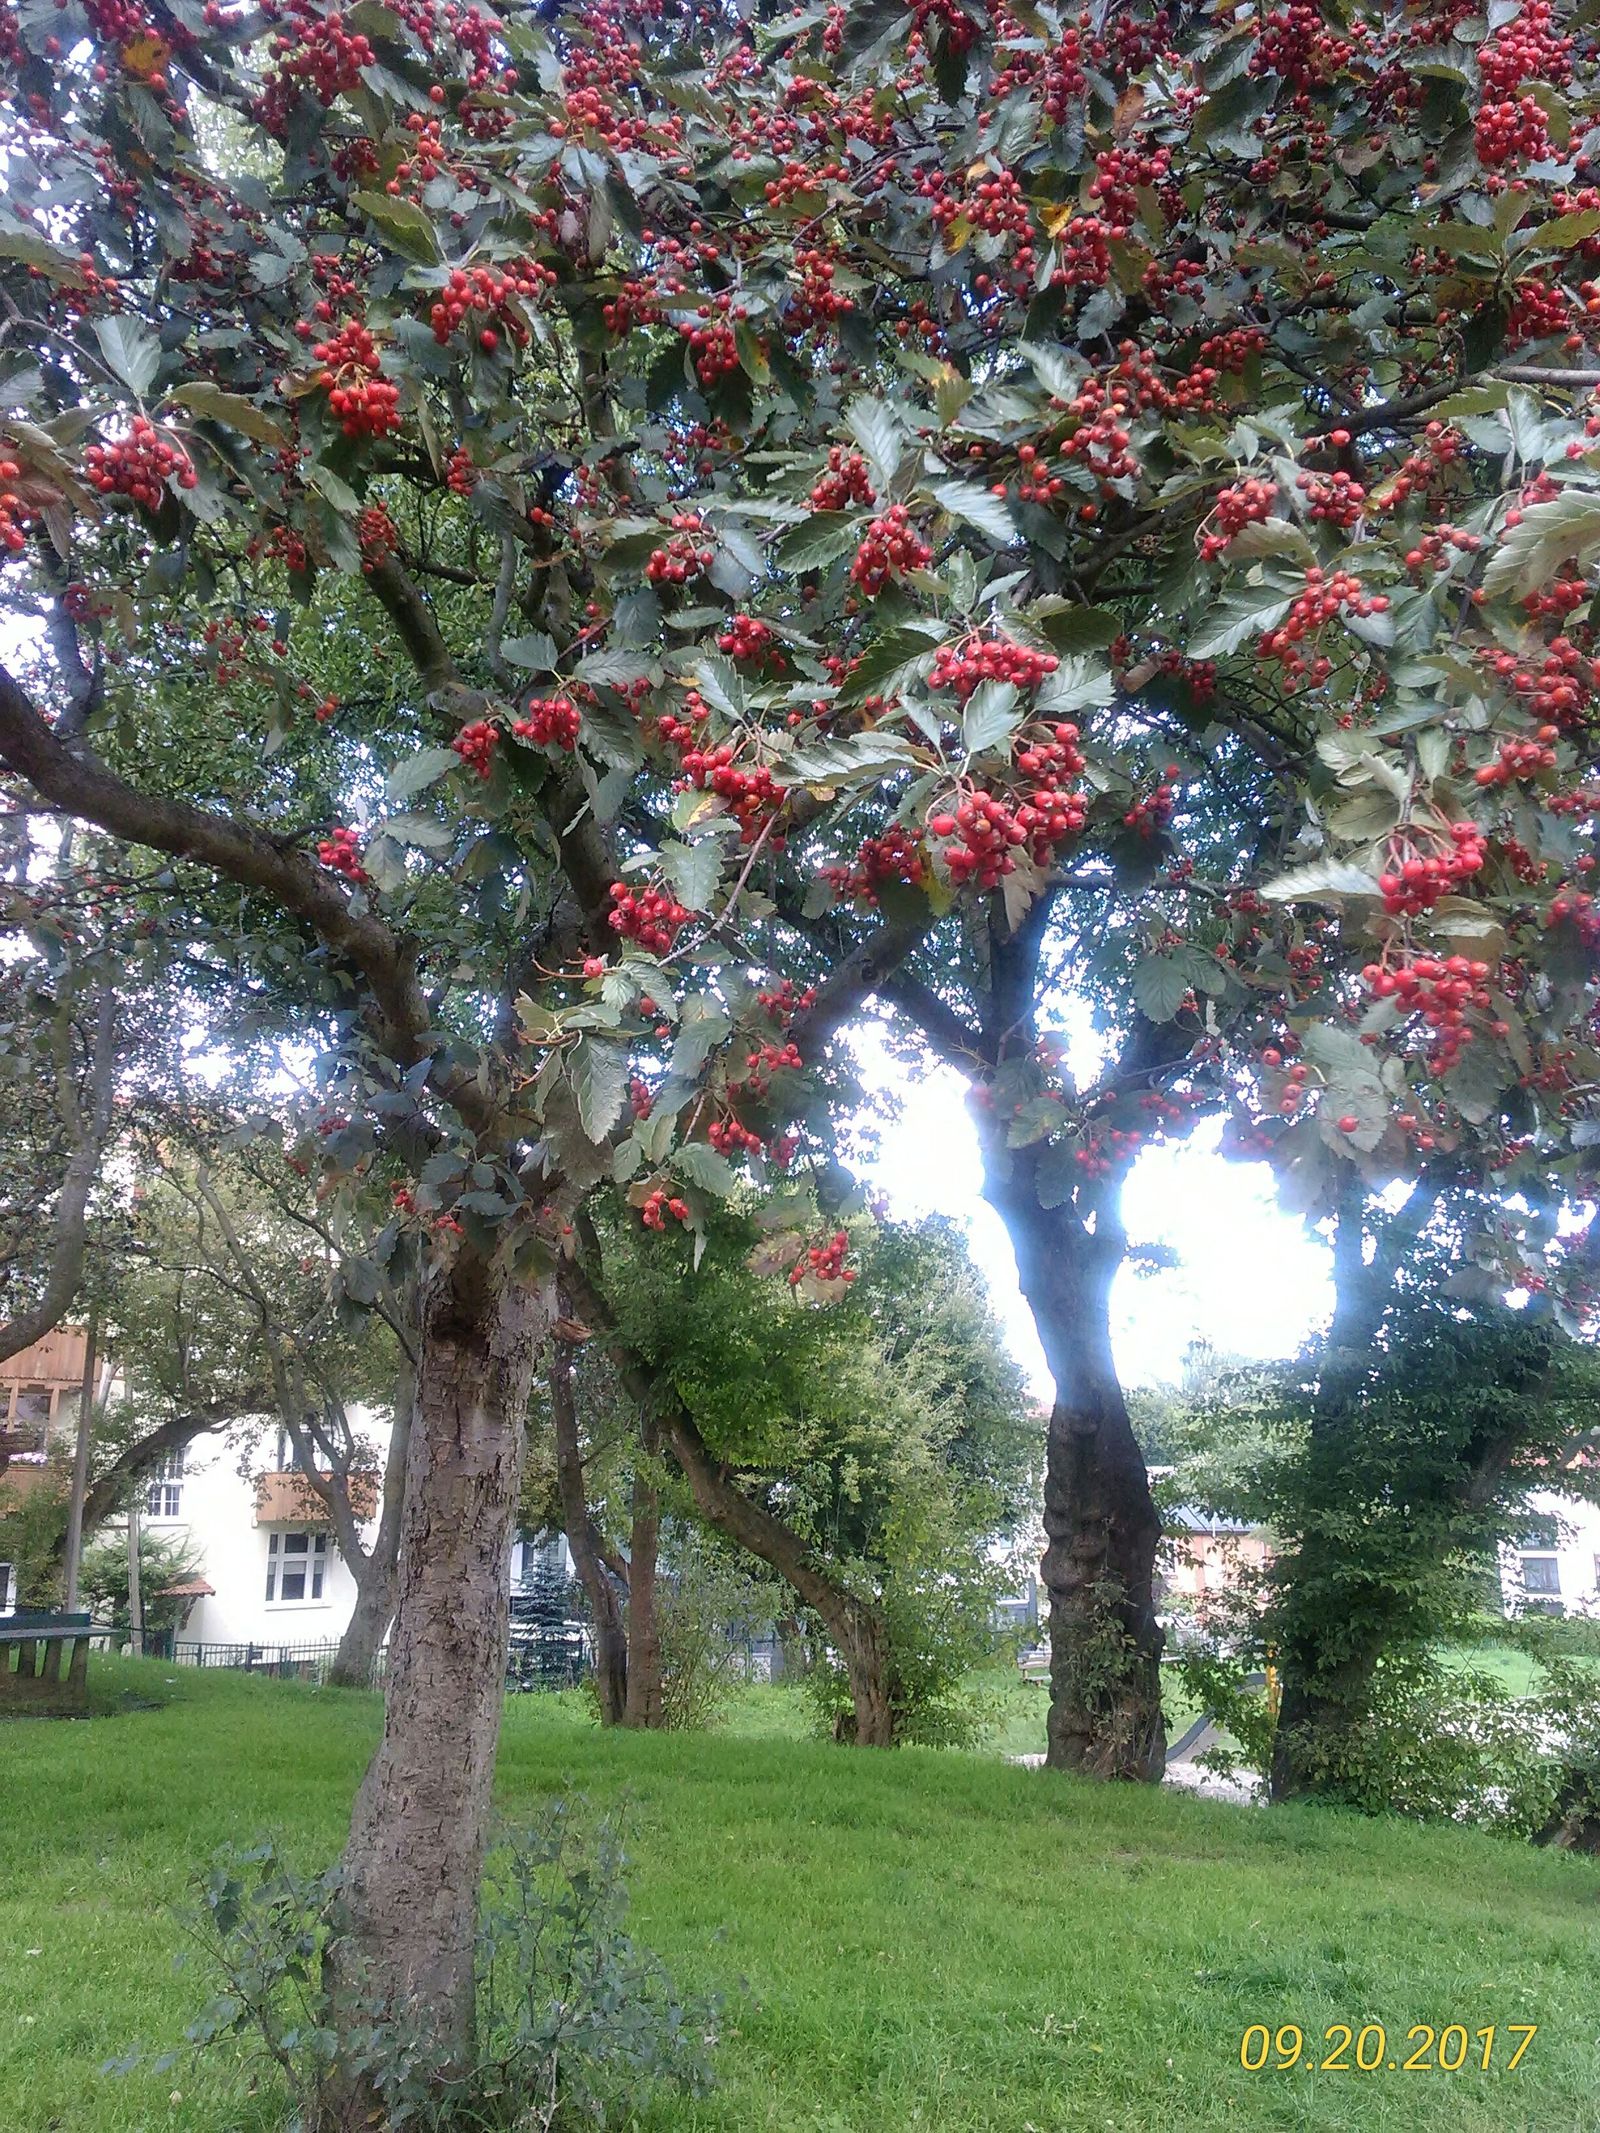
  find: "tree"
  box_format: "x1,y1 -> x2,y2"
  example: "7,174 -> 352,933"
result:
576,1205 -> 1034,1744
7,0 -> 1600,2100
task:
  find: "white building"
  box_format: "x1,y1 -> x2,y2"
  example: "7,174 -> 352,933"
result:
1499,1486 -> 1600,1618
136,1411 -> 565,1655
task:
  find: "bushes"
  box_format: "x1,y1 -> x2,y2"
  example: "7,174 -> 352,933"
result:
178,1806 -> 717,2130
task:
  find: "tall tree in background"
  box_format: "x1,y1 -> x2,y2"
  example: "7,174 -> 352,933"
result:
6,0 -> 1600,2101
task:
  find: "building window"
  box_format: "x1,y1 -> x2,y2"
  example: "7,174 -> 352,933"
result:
145,1446 -> 186,1521
265,1530 -> 328,1605
6,1384 -> 52,1451
1521,1554 -> 1562,1596
0,1562 -> 14,1616
274,1425 -> 315,1474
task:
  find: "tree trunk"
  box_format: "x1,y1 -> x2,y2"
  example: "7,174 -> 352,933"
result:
984,1146 -> 1165,1783
549,1340 -> 628,1725
327,1249 -> 553,2114
660,1406 -> 897,1746
622,1411 -> 664,1728
328,1354 -> 413,1690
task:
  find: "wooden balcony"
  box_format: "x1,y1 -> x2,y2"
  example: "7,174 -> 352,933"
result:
254,1469 -> 380,1526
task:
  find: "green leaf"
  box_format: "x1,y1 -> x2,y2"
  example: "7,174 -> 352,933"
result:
675,1142 -> 739,1195
1188,583 -> 1294,660
500,632 -> 558,673
671,995 -> 731,1079
385,746 -> 459,802
693,653 -> 746,720
1261,858 -> 1384,901
961,681 -> 1021,756
834,622 -> 948,706
568,1038 -> 629,1143
934,480 -> 1020,547
1482,489 -> 1600,602
0,228 -> 90,288
1133,953 -> 1201,1023
165,385 -> 290,447
575,648 -> 655,687
843,398 -> 903,490
350,190 -> 442,264
93,316 -> 161,398
1035,656 -> 1114,717
775,511 -> 861,573
778,732 -> 920,786
660,837 -> 725,913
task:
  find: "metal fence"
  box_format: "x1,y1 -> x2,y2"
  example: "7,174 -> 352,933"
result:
103,1630 -> 355,1681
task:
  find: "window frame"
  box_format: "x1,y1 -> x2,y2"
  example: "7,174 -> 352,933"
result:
1520,1552 -> 1562,1596
264,1529 -> 329,1606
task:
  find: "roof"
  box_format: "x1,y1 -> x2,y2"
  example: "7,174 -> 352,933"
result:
1166,1504 -> 1256,1537
156,1578 -> 215,1598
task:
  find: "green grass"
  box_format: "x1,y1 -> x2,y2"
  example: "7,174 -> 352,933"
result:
4,1658 -> 1600,2133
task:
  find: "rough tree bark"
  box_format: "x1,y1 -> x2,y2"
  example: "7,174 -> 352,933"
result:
622,1408 -> 665,1728
329,1355 -> 414,1690
549,1337 -> 629,1725
887,926 -> 1171,1783
983,1142 -> 1166,1782
328,1248 -> 554,2110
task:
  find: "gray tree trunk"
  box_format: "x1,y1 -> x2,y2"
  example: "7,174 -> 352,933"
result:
329,1354 -> 414,1690
549,1341 -> 628,1725
327,1250 -> 553,2113
622,1411 -> 664,1728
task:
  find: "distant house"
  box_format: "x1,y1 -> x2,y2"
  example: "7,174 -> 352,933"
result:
134,1413 -> 570,1653
994,1482 -> 1274,1647
1499,1487 -> 1600,1618
0,1330 -> 567,1642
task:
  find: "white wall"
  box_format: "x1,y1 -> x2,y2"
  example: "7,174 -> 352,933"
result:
142,1410 -> 391,1652
135,1410 -> 571,1653
1498,1488 -> 1600,1617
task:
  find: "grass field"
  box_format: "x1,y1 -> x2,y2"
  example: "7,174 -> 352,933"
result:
3,1658 -> 1599,2133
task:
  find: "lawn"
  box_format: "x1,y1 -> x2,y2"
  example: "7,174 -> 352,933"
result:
3,1659 -> 1599,2133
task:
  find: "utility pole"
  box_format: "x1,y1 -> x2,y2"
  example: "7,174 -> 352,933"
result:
126,1490 -> 143,1655
62,1310 -> 99,1612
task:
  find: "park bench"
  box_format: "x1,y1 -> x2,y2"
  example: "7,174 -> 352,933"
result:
0,1609 -> 92,1714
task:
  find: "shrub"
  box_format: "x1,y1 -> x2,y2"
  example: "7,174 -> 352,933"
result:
177,1805 -> 717,2129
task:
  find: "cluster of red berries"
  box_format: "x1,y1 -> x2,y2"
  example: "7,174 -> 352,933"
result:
1476,93 -> 1552,167
1363,953 -> 1495,1072
445,445 -> 477,497
1475,729 -> 1560,787
675,737 -> 785,846
756,979 -> 817,1025
928,635 -> 1059,703
1505,273 -> 1573,348
452,719 -> 498,777
1086,144 -> 1172,233
717,614 -> 775,663
745,1040 -> 803,1095
1250,1 -> 1358,87
1377,823 -> 1486,914
1199,476 -> 1276,560
790,1231 -> 855,1286
927,791 -> 1029,888
1297,467 -> 1366,528
823,824 -> 928,906
427,261 -> 555,348
514,694 -> 581,748
258,3 -> 376,132
640,1187 -> 691,1231
609,883 -> 690,953
313,321 -> 402,439
1072,1124 -> 1144,1177
84,418 -> 196,509
0,459 -> 32,553
357,502 -> 399,569
850,504 -> 932,595
1401,523 -> 1482,573
1482,638 -> 1599,728
681,305 -> 748,387
1258,569 -> 1389,687
709,1114 -> 765,1157
646,514 -> 714,584
317,825 -> 367,881
1124,781 -> 1177,834
809,445 -> 876,511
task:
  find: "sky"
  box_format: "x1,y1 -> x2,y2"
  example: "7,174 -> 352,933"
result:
854,1030 -> 1334,1397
